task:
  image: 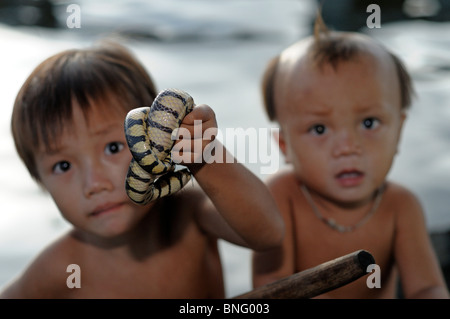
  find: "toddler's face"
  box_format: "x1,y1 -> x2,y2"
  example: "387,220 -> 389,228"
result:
35,99 -> 151,238
276,55 -> 406,204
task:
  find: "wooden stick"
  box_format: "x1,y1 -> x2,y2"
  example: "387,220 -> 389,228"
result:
234,249 -> 375,299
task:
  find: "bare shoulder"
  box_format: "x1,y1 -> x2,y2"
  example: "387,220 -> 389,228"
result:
177,181 -> 207,207
177,180 -> 215,216
162,183 -> 211,236
262,167 -> 300,227
0,231 -> 79,298
265,167 -> 298,194
384,181 -> 423,214
384,181 -> 426,231
385,181 -> 420,201
173,182 -> 210,223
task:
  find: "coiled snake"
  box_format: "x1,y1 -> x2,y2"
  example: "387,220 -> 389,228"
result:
124,88 -> 194,205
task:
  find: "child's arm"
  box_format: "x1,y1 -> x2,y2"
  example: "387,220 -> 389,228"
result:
394,186 -> 449,298
0,261 -> 50,298
0,238 -> 69,298
173,105 -> 284,251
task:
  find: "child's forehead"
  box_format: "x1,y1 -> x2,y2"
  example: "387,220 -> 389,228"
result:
292,54 -> 384,82
84,98 -> 127,122
274,57 -> 401,121
38,97 -> 127,152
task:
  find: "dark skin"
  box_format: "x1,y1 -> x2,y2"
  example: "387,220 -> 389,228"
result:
1,100 -> 284,298
253,35 -> 449,299
3,190 -> 224,298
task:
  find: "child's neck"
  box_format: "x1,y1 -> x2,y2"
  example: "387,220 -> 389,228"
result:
300,183 -> 385,233
71,202 -> 165,258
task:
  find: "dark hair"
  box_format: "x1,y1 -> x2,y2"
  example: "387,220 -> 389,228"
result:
262,17 -> 414,121
11,41 -> 157,183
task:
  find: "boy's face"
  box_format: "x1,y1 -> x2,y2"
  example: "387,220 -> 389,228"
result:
35,99 -> 151,238
275,54 -> 406,204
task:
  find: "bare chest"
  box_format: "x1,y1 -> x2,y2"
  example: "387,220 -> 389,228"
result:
62,233 -> 223,298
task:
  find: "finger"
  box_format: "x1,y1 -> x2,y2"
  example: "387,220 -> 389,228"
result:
172,138 -> 216,164
171,151 -> 201,165
172,105 -> 216,143
173,138 -> 212,153
172,126 -> 217,145
182,104 -> 215,125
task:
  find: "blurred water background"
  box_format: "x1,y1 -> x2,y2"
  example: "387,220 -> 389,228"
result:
0,0 -> 449,297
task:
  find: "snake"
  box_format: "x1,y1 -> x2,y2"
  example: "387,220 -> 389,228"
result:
124,88 -> 195,205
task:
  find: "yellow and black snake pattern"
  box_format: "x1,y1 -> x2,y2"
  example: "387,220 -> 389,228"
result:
124,88 -> 194,205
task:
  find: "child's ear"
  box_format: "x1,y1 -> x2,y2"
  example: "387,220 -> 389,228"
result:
273,129 -> 291,163
396,111 -> 407,154
400,111 -> 407,127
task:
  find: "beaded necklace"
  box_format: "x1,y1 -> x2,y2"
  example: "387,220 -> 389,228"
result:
300,184 -> 384,233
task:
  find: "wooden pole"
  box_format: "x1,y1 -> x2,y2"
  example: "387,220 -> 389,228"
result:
234,249 -> 375,299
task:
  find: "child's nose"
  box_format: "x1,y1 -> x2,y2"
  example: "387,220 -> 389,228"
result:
83,160 -> 114,198
332,129 -> 362,158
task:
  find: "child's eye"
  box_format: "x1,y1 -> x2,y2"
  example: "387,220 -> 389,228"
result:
309,124 -> 327,135
53,161 -> 71,174
362,118 -> 380,130
105,142 -> 124,155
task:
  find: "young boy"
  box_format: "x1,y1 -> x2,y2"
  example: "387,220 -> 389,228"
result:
252,22 -> 449,298
1,41 -> 284,298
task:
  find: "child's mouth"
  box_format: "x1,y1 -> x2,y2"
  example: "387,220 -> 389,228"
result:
89,202 -> 124,217
336,170 -> 364,187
